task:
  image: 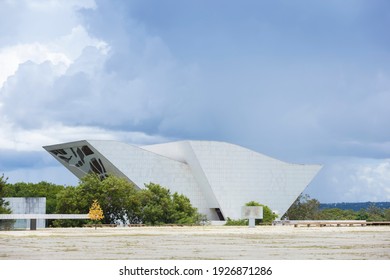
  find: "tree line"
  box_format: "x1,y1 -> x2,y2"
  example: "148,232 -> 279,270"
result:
1,173 -> 203,227
283,194 -> 390,221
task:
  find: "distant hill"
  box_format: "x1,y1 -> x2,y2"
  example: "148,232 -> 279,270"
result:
320,202 -> 390,211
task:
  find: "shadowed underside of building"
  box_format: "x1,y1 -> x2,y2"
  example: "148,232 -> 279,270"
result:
43,140 -> 321,221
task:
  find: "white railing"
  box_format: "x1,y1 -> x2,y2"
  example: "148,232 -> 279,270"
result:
0,214 -> 89,219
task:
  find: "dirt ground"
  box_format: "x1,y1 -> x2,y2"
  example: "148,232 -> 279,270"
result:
0,225 -> 389,260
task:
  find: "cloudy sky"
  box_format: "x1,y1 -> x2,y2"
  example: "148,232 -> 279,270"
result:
1,0 -> 390,203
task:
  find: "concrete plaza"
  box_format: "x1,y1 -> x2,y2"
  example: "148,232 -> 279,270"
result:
1,225 -> 390,260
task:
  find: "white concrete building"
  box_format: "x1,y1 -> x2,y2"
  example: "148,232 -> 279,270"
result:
43,140 -> 321,220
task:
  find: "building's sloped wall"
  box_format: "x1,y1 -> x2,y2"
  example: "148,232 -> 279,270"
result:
188,141 -> 321,219
4,198 -> 46,229
141,140 -> 321,219
142,141 -> 221,211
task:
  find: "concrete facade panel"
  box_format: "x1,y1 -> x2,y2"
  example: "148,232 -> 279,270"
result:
4,197 -> 46,229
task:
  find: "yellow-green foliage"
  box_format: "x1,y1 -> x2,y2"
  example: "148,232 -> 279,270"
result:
88,200 -> 104,222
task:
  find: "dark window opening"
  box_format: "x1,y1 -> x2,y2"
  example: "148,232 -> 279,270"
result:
82,145 -> 94,156
89,158 -> 107,179
215,208 -> 225,221
50,149 -> 66,156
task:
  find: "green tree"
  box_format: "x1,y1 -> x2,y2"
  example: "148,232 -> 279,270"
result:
384,209 -> 390,221
124,189 -> 143,224
54,174 -> 201,226
354,205 -> 387,221
55,173 -> 138,225
172,192 -> 199,224
0,174 -> 11,214
0,174 -> 14,230
4,181 -> 65,215
283,194 -> 320,220
99,175 -> 138,224
356,209 -> 369,221
317,208 -> 356,220
136,183 -> 200,225
53,186 -> 86,227
366,204 -> 385,221
138,183 -> 175,225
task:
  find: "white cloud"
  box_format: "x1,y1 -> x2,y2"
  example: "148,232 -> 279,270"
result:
0,25 -> 108,87
0,43 -> 69,87
50,25 -> 110,61
0,23 -> 198,131
308,158 -> 390,202
0,120 -> 169,152
0,0 -> 104,87
25,0 -> 96,11
353,161 -> 390,200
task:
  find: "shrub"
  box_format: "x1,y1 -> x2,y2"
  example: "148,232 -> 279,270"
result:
225,217 -> 248,226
